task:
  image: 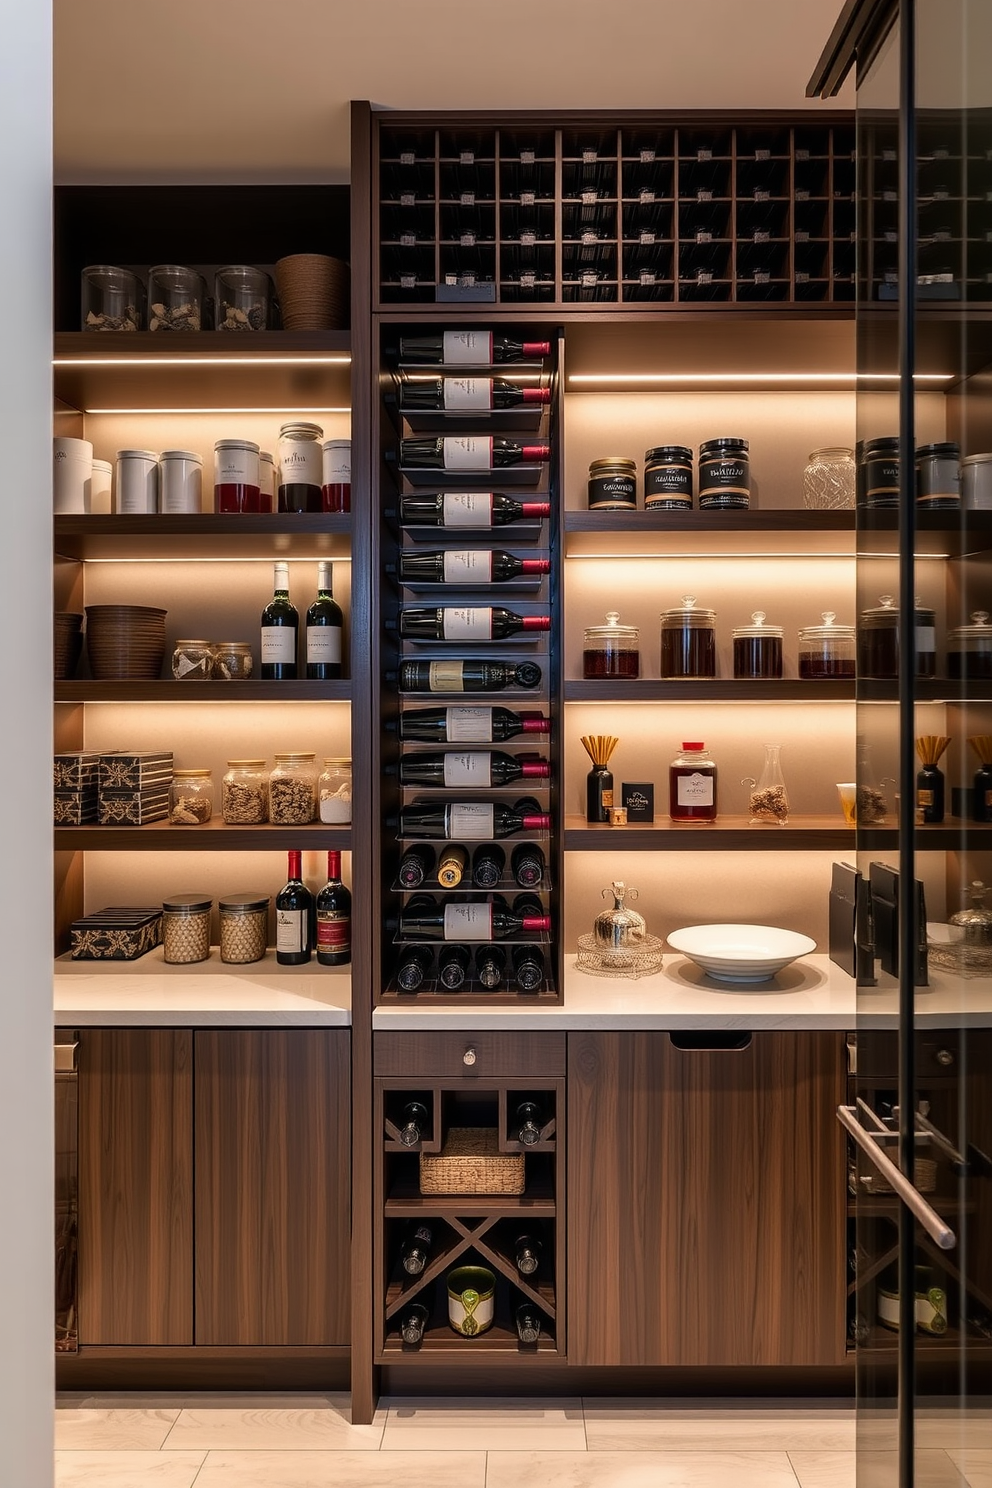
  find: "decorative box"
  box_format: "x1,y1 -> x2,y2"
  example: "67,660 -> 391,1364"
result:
70,907 -> 163,960
98,787 -> 171,825
98,751 -> 174,791
54,789 -> 98,826
54,752 -> 100,789
419,1128 -> 525,1195
621,782 -> 655,822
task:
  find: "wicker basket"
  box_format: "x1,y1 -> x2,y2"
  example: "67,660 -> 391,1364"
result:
420,1127 -> 525,1195
275,254 -> 349,330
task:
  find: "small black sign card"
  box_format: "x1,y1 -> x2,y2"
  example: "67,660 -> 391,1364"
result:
622,782 -> 654,822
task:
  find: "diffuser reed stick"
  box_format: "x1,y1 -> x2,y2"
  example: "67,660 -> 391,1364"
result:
916,735 -> 950,766
969,735 -> 992,766
581,735 -> 619,823
580,735 -> 619,767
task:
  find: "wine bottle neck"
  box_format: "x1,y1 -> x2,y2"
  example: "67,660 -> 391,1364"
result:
287,850 -> 302,880
326,850 -> 341,881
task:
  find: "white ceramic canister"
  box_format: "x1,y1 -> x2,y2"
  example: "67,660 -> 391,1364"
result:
159,449 -> 203,513
259,451 -> 275,511
116,449 -> 159,514
90,458 -> 113,514
962,453 -> 992,510
53,437 -> 93,514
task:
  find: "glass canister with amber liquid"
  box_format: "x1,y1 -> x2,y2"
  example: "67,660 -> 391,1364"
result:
669,741 -> 717,823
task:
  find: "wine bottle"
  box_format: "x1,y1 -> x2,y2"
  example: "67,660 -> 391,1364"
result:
438,943 -> 471,990
399,707 -> 550,743
400,377 -> 551,412
396,944 -> 433,992
399,607 -> 550,641
515,1299 -> 542,1344
401,1223 -> 434,1276
400,750 -> 550,788
315,849 -> 351,966
305,560 -> 344,679
399,897 -> 551,942
397,1100 -> 430,1147
399,1301 -> 431,1345
436,844 -> 468,888
398,331 -> 551,364
514,1232 -> 542,1276
260,561 -> 298,680
400,492 -> 551,528
512,891 -> 545,919
511,841 -> 546,888
513,943 -> 546,992
514,1100 -> 545,1145
472,843 -> 506,888
399,798 -> 551,840
275,850 -> 313,965
476,943 -> 506,989
398,437 -> 551,471
397,660 -> 543,693
398,843 -> 435,888
399,550 -> 551,585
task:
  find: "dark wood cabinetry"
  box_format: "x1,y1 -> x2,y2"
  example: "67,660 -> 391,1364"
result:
567,1030 -> 847,1367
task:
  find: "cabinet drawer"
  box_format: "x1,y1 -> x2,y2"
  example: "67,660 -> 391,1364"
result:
375,1030 -> 565,1079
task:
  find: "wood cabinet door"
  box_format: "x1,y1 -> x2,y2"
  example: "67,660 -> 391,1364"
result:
568,1030 -> 846,1367
194,1030 -> 350,1346
78,1028 -> 194,1344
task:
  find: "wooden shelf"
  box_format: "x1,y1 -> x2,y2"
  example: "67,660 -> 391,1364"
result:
564,679 -> 855,703
54,513 -> 351,561
564,813 -> 859,850
378,1321 -> 559,1360
55,679 -> 351,703
54,820 -> 351,851
563,508 -> 857,557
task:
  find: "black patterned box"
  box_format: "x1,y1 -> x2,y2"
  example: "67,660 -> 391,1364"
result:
98,787 -> 170,825
70,907 -> 163,960
98,751 -> 173,791
621,782 -> 655,823
54,788 -> 99,826
54,752 -> 101,790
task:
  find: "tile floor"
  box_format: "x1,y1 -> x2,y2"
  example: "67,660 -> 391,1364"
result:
53,1394 -> 992,1487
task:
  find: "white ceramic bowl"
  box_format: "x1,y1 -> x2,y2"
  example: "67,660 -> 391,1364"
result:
666,924 -> 816,984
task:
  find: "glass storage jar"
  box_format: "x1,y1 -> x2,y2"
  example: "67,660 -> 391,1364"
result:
214,439 -> 260,513
169,768 -> 214,825
219,893 -> 270,964
278,422 -> 324,513
148,265 -> 205,332
660,595 -> 717,678
319,758 -> 353,823
215,265 -> 273,331
916,441 -> 961,508
259,451 -> 275,512
644,446 -> 693,510
803,446 -> 856,509
162,894 -> 212,964
212,640 -> 254,680
81,264 -> 144,331
947,611 -> 992,679
587,457 -> 638,510
962,453 -> 992,510
583,612 -> 640,678
858,594 -> 936,679
222,760 -> 269,824
669,741 -> 718,823
798,611 -> 856,678
322,439 -> 352,513
171,639 -> 213,680
268,753 -> 317,824
732,610 -> 784,678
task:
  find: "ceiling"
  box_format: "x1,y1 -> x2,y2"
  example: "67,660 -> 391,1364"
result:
54,0 -> 852,184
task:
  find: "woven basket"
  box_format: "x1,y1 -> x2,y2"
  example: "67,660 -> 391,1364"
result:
420,1127 -> 525,1195
859,1156 -> 938,1195
275,254 -> 349,329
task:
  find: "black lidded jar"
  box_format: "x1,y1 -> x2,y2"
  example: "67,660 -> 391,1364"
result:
698,438 -> 749,510
587,456 -> 638,511
948,611 -> 992,679
732,610 -> 784,679
863,436 -> 900,509
858,593 -> 936,680
644,445 -> 693,510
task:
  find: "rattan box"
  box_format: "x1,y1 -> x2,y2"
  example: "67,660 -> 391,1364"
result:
420,1127 -> 525,1195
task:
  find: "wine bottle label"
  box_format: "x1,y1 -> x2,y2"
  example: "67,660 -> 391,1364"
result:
442,607 -> 491,640
446,707 -> 493,742
442,330 -> 492,365
446,803 -> 495,838
443,752 -> 491,787
442,492 -> 493,527
443,436 -> 493,471
316,914 -> 350,949
677,772 -> 715,806
443,550 -> 492,583
443,377 -> 492,411
278,441 -> 322,486
276,908 -> 306,953
427,661 -> 466,692
261,626 -> 296,663
306,625 -> 342,663
443,902 -> 491,940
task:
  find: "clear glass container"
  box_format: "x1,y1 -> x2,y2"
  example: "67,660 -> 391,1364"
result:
803,446 -> 856,509
278,422 -> 324,513
949,882 -> 992,945
732,610 -> 783,679
916,441 -> 961,508
583,611 -> 640,678
742,742 -> 789,824
219,893 -> 270,964
798,611 -> 856,679
660,595 -> 717,678
669,741 -> 717,822
214,439 -> 261,513
948,611 -> 992,679
148,265 -> 205,331
222,760 -> 268,824
858,594 -> 936,679
215,265 -> 273,331
268,753 -> 317,824
212,641 -> 254,680
322,439 -> 351,513
162,894 -> 212,964
169,768 -> 214,825
319,758 -> 353,823
81,264 -> 144,331
171,639 -> 214,680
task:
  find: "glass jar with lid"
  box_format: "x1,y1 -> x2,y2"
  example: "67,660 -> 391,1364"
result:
219,893 -> 270,964
732,611 -> 783,679
948,611 -> 992,679
587,457 -> 637,511
268,753 -> 317,824
212,641 -> 254,680
583,612 -> 640,678
170,768 -> 214,825
81,264 -> 144,332
215,265 -> 273,331
148,265 -> 205,332
644,446 -> 693,510
698,438 -> 749,510
162,894 -> 212,964
319,758 -> 353,822
862,437 -> 900,508
858,594 -> 936,679
214,439 -> 260,513
222,760 -> 269,824
660,595 -> 717,679
803,447 -> 856,509
798,612 -> 856,679
278,422 -> 324,513
172,639 -> 213,680
916,442 -> 961,508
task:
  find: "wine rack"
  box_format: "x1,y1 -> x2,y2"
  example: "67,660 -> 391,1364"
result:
375,117 -> 856,308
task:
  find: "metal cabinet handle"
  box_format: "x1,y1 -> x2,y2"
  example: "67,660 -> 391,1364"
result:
837,1103 -> 956,1250
462,1046 -> 477,1067
54,1042 -> 78,1074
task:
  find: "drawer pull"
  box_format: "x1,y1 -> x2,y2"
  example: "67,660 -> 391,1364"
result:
462,1046 -> 477,1066
935,1048 -> 954,1067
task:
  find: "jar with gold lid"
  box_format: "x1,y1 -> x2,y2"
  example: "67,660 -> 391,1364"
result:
319,758 -> 353,823
587,456 -> 637,511
222,760 -> 268,824
169,768 -> 213,825
212,641 -> 253,680
269,753 -> 317,824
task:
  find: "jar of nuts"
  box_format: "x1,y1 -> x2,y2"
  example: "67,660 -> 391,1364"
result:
212,641 -> 254,680
219,893 -> 270,964
222,760 -> 268,824
162,894 -> 212,964
268,753 -> 317,824
170,768 -> 214,825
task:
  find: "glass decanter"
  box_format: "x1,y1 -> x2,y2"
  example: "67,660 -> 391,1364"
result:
743,743 -> 789,825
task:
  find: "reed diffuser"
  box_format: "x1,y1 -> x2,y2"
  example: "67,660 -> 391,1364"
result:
916,735 -> 950,824
969,735 -> 992,822
581,734 -> 619,824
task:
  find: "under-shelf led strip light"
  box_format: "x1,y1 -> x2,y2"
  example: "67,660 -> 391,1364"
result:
567,372 -> 952,386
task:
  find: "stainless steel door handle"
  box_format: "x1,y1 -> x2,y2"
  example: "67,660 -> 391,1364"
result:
837,1103 -> 956,1250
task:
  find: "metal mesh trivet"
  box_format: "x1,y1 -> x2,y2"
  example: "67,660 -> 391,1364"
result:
575,932 -> 666,979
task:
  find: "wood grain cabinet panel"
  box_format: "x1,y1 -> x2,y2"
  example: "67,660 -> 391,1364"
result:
194,1030 -> 350,1346
78,1029 -> 194,1345
568,1030 -> 846,1367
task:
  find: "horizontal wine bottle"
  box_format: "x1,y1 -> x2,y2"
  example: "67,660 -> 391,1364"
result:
399,898 -> 551,941
400,377 -> 551,411
397,659 -> 543,693
515,1299 -> 542,1344
476,943 -> 506,989
438,942 -> 471,989
400,492 -> 551,528
472,843 -> 506,888
400,799 -> 551,840
511,841 -> 546,888
513,943 -> 546,992
399,706 -> 550,743
514,1100 -> 546,1145
398,436 -> 551,470
397,1100 -> 430,1147
400,750 -> 550,788
398,331 -> 551,364
398,843 -> 435,888
399,550 -> 551,584
399,606 -> 551,641
514,1232 -> 542,1277
399,1301 -> 430,1345
401,1223 -> 434,1275
395,944 -> 433,992
436,843 -> 468,888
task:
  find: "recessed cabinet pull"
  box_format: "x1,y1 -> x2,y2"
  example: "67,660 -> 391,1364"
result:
54,1042 -> 78,1073
836,1103 -> 956,1250
462,1046 -> 477,1066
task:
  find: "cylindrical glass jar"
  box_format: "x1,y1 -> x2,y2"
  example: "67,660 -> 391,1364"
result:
583,612 -> 640,678
947,612 -> 992,679
148,265 -> 204,332
644,445 -> 693,510
258,451 -> 275,513
215,265 -> 273,331
222,759 -> 269,824
219,893 -> 270,964
669,741 -> 718,823
115,449 -> 159,514
322,439 -> 352,513
81,264 -> 143,332
962,453 -> 992,510
172,639 -> 214,680
162,894 -> 212,964
319,757 -> 353,822
660,595 -> 717,678
170,768 -> 214,825
587,457 -> 637,511
159,449 -> 203,513
803,446 -> 856,509
859,594 -> 937,679
698,438 -> 749,510
268,753 -> 317,824
916,441 -> 961,508
863,437 -> 900,508
798,612 -> 856,678
278,423 -> 324,513
214,439 -> 260,513
732,610 -> 784,679
212,641 -> 254,680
